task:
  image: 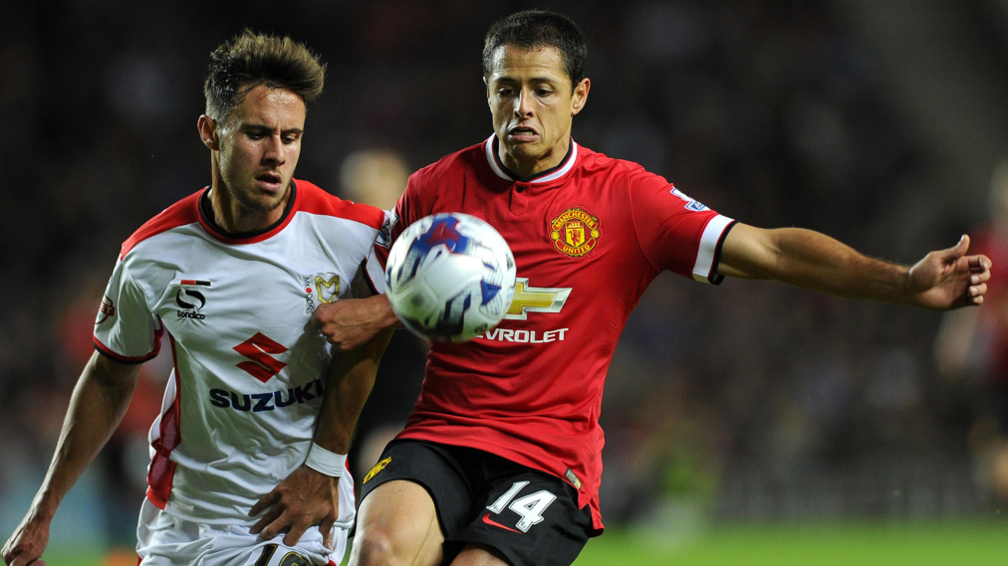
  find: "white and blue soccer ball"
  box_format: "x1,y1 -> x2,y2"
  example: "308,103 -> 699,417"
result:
385,213 -> 516,342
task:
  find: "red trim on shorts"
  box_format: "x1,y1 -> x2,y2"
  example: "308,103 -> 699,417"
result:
146,330 -> 182,509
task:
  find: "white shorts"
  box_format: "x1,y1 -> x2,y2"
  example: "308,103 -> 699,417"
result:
136,498 -> 349,566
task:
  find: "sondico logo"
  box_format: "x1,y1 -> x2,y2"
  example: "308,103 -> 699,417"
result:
175,280 -> 211,320
176,290 -> 206,320
481,278 -> 571,343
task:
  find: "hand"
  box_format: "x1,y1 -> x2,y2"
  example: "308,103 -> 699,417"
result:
312,295 -> 398,352
249,466 -> 339,549
908,235 -> 991,309
3,513 -> 50,566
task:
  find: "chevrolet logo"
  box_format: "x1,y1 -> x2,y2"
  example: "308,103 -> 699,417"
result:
504,278 -> 571,320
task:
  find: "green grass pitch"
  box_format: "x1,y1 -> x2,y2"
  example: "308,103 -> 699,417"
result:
39,520 -> 1008,566
574,520 -> 1008,566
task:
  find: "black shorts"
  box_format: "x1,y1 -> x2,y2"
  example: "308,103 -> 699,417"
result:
359,439 -> 594,566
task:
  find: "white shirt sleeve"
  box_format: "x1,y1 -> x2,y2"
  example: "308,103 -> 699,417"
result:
93,256 -> 163,362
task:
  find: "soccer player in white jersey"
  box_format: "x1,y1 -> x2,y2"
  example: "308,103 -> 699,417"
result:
2,31 -> 391,566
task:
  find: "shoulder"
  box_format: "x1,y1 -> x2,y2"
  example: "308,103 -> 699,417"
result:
573,144 -> 670,198
294,179 -> 386,231
577,144 -> 657,180
120,190 -> 203,260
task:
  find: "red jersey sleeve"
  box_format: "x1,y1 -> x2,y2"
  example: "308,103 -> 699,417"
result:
374,174 -> 426,267
366,172 -> 428,292
627,168 -> 735,283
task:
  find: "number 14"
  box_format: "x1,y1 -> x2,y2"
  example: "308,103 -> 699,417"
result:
486,481 -> 557,532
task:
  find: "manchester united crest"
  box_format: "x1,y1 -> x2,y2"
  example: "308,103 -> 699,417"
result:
549,208 -> 601,258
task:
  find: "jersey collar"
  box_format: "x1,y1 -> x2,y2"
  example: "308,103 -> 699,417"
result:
197,180 -> 299,244
484,133 -> 578,184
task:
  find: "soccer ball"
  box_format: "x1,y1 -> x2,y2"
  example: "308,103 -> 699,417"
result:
385,213 -> 516,342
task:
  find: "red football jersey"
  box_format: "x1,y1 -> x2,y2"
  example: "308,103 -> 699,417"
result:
972,227 -> 1008,382
374,135 -> 735,531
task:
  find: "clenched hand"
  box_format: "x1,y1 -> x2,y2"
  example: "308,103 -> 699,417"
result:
908,235 -> 991,309
2,514 -> 50,566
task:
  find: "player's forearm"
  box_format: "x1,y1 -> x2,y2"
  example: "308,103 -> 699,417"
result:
31,353 -> 139,520
314,329 -> 393,454
721,225 -> 911,303
767,228 -> 911,302
313,294 -> 402,352
365,294 -> 403,332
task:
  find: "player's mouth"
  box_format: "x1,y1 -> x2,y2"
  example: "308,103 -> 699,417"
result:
506,126 -> 539,143
255,172 -> 284,193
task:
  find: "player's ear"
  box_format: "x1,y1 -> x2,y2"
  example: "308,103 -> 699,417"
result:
571,78 -> 590,116
198,115 -> 220,151
484,76 -> 491,104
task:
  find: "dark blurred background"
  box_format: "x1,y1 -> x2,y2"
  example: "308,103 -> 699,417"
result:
2,0 -> 1008,557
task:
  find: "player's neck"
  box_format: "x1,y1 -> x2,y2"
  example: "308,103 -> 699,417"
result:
209,179 -> 292,235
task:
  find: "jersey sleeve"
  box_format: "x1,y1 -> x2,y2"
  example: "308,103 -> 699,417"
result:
93,256 -> 163,363
363,246 -> 386,295
368,172 -> 427,278
628,169 -> 735,284
364,207 -> 401,294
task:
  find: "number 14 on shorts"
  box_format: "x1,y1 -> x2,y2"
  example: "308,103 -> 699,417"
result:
486,481 -> 557,532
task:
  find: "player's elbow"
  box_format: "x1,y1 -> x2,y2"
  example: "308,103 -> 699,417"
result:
719,224 -> 781,280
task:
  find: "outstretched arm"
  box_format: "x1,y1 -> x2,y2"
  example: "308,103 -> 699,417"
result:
249,327 -> 394,547
2,352 -> 141,566
718,224 -> 991,309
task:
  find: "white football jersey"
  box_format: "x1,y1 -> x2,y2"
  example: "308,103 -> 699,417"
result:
93,180 -> 389,527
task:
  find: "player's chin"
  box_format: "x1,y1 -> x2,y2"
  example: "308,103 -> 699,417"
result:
504,142 -> 543,161
241,191 -> 287,214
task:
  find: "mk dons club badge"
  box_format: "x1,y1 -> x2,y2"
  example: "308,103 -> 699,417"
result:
304,273 -> 341,314
549,207 -> 601,258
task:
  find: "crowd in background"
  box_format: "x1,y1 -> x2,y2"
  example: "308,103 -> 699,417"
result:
0,0 -> 1002,551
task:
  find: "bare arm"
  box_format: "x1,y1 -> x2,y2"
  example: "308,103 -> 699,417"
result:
312,294 -> 401,352
2,352 -> 141,566
718,223 -> 991,309
314,328 -> 395,454
249,327 -> 394,546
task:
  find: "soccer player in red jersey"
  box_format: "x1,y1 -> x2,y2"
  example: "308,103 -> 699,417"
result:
314,11 -> 992,566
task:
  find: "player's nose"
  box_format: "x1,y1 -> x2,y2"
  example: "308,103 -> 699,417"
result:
513,88 -> 534,117
262,134 -> 284,165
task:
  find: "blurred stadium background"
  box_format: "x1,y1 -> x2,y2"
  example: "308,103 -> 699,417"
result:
2,0 -> 1008,564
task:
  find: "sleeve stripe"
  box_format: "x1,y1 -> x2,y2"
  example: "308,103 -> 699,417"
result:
93,332 -> 162,364
692,215 -> 735,284
365,252 -> 386,295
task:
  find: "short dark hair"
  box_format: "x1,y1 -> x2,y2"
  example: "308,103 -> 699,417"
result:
204,29 -> 326,120
483,10 -> 587,88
